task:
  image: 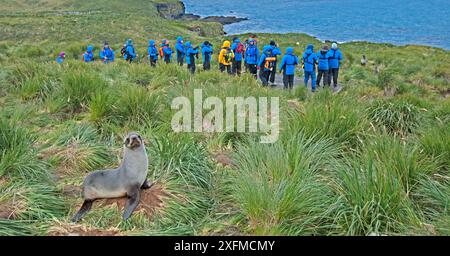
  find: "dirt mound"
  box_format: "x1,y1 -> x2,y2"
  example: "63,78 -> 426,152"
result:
213,151 -> 236,168
102,184 -> 166,218
0,204 -> 16,219
62,184 -> 82,197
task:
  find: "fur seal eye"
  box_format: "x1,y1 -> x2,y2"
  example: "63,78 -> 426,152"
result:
138,135 -> 142,142
125,138 -> 130,145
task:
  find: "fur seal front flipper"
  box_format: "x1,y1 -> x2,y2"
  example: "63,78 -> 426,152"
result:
123,184 -> 141,220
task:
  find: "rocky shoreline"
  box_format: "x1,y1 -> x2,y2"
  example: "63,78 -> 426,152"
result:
155,1 -> 248,26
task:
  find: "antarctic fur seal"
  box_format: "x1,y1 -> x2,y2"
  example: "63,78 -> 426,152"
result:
72,132 -> 152,223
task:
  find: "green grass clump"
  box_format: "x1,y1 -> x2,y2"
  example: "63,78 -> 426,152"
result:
231,133 -> 341,235
419,124 -> 450,169
56,71 -> 108,113
0,117 -> 50,181
367,99 -> 421,137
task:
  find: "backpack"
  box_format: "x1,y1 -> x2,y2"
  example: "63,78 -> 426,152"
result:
264,50 -> 276,70
329,50 -> 337,60
159,46 -> 165,57
224,48 -> 233,63
236,43 -> 244,54
303,53 -> 313,65
120,47 -> 126,56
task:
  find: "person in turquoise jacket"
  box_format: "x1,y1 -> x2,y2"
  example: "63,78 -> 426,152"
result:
99,41 -> 115,64
302,44 -> 318,92
258,45 -> 277,86
268,40 -> 282,84
201,41 -> 213,71
328,42 -> 343,88
82,45 -> 94,62
124,39 -> 136,63
185,41 -> 199,74
56,52 -> 65,64
279,47 -> 299,89
160,39 -> 173,64
231,37 -> 244,75
175,36 -> 185,66
316,45 -> 330,88
244,38 -> 260,78
147,40 -> 158,67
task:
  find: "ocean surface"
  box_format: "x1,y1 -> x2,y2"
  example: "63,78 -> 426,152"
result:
183,0 -> 450,49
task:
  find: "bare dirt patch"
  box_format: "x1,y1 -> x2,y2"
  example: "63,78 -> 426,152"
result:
0,203 -> 16,219
62,184 -> 82,198
102,184 -> 167,218
212,151 -> 237,168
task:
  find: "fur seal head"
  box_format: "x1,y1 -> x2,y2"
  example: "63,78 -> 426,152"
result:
124,132 -> 144,150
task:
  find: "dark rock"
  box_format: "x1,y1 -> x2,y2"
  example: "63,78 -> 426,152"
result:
155,1 -> 185,19
182,13 -> 201,21
201,16 -> 248,25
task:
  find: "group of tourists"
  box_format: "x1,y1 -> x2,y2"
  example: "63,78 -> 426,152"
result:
56,36 -> 343,91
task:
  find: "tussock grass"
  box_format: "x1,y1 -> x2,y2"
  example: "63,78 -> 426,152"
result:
231,133 -> 341,235
0,117 -> 50,181
367,99 -> 422,137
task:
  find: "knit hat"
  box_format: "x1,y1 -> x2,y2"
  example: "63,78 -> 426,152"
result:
59,52 -> 65,58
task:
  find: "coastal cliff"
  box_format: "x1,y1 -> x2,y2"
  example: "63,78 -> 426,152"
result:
155,0 -> 247,26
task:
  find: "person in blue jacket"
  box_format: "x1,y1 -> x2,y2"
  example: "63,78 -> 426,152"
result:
279,47 -> 299,89
316,45 -> 330,88
244,38 -> 259,79
231,37 -> 244,76
302,44 -> 318,92
99,41 -> 115,64
124,39 -> 136,63
185,41 -> 199,74
82,45 -> 94,62
258,45 -> 277,86
328,42 -> 343,88
175,36 -> 185,66
268,40 -> 282,84
201,41 -> 213,71
160,39 -> 173,64
56,52 -> 65,64
147,40 -> 158,67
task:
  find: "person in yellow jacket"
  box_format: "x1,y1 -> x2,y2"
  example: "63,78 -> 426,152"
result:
218,40 -> 235,74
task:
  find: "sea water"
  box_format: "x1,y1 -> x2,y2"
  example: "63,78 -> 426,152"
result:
183,0 -> 450,49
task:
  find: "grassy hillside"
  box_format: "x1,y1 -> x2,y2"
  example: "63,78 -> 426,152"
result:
0,0 -> 449,236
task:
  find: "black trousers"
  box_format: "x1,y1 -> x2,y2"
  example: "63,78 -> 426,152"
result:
220,64 -> 232,74
203,60 -> 211,71
150,59 -> 156,67
283,72 -> 294,89
268,61 -> 277,83
328,68 -> 339,87
259,69 -> 270,86
232,60 -> 242,75
177,54 -> 184,66
317,69 -> 329,87
247,64 -> 257,79
164,55 -> 171,64
188,63 -> 196,74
